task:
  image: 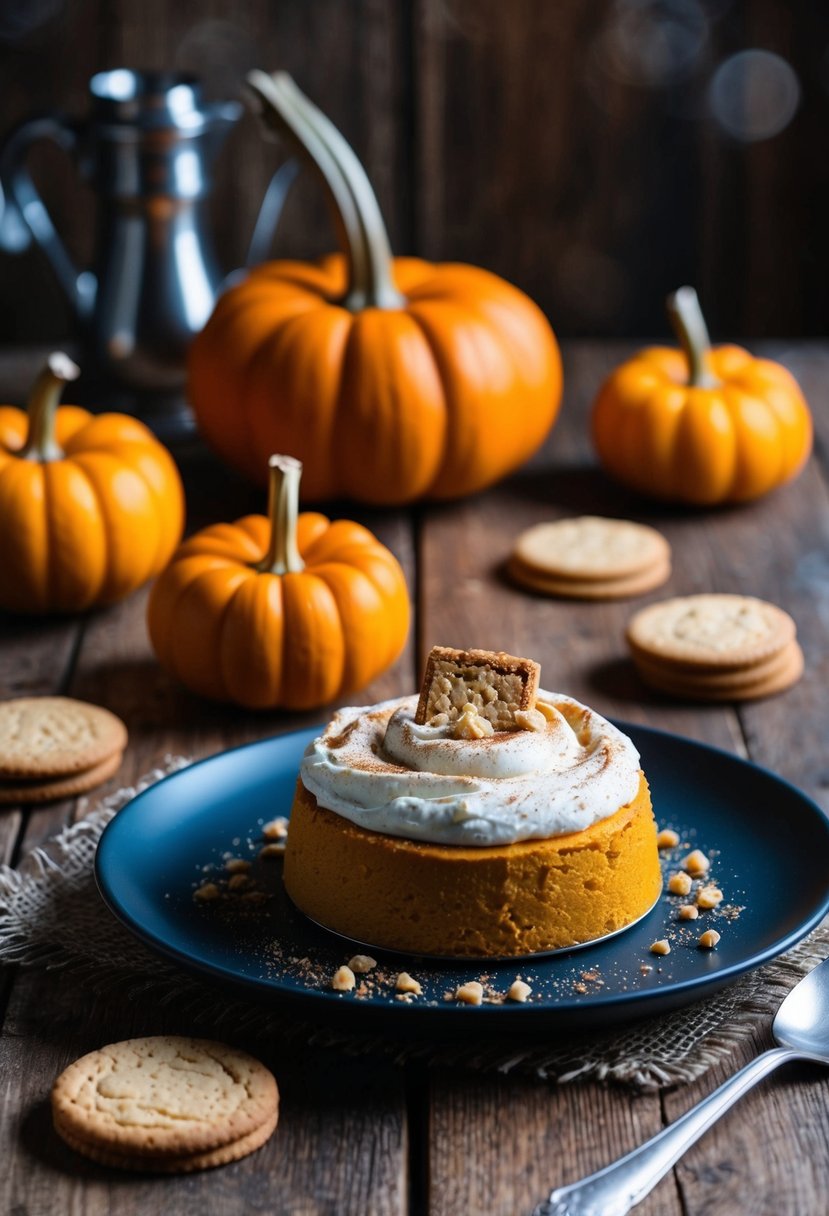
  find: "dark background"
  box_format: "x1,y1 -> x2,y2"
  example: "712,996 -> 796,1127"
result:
0,0 -> 826,344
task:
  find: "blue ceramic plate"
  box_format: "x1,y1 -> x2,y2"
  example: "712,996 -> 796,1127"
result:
95,724 -> 829,1032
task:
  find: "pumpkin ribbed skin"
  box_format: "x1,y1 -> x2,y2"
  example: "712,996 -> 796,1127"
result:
189,254 -> 562,505
0,405 -> 184,614
147,508 -> 410,710
592,344 -> 812,506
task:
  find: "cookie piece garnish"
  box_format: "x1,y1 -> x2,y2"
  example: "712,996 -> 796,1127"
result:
51,1037 -> 278,1163
414,645 -> 540,729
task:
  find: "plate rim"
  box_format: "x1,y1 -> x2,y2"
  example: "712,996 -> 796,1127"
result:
95,720 -> 829,1023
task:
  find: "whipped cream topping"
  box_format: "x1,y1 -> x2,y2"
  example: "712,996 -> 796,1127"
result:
299,693 -> 641,846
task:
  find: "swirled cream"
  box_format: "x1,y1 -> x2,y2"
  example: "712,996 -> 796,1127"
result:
299,692 -> 641,846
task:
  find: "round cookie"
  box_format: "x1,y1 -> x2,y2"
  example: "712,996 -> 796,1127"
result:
54,1109 -> 278,1174
508,554 -> 670,600
51,1036 -> 278,1160
633,640 -> 804,702
512,516 -> 671,582
0,750 -> 123,805
0,697 -> 127,778
626,594 -> 796,670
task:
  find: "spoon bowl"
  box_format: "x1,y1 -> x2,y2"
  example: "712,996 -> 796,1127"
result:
772,956 -> 829,1058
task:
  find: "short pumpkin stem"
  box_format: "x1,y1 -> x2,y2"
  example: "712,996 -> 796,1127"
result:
666,287 -> 721,389
257,454 -> 305,575
246,69 -> 405,313
20,352 -> 81,462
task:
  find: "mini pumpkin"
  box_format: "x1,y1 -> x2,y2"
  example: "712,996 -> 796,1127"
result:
591,287 -> 813,506
0,353 -> 185,614
147,454 -> 410,709
188,71 -> 562,505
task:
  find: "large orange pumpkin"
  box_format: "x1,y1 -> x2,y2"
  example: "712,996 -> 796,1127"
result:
188,71 -> 562,505
0,353 -> 184,614
147,454 -> 410,709
591,287 -> 813,505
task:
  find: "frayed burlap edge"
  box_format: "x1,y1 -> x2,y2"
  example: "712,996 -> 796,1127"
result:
1,759 -> 825,1090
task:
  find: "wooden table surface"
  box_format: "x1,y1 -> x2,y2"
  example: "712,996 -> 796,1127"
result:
1,341 -> 828,1216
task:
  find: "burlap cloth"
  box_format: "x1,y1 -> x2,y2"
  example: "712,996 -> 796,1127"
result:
1,760 -> 826,1090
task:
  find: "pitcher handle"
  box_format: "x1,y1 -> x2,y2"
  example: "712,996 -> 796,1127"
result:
0,114 -> 95,320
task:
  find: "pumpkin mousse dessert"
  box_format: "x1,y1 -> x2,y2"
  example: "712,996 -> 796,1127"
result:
283,646 -> 661,958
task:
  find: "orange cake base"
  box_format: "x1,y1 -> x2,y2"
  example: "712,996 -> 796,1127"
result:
283,774 -> 661,958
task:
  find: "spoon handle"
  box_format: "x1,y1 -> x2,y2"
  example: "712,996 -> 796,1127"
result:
534,1046 -> 797,1216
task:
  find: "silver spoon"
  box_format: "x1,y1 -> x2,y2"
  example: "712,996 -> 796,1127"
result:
533,954 -> 829,1216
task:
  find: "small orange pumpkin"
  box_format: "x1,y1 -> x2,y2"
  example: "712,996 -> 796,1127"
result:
147,454 -> 410,709
188,72 -> 562,505
591,287 -> 813,505
0,353 -> 184,614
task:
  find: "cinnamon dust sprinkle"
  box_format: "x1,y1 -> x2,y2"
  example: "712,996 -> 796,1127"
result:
182,815 -> 739,1008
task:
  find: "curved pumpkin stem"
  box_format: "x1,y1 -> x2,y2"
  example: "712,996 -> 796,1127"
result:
257,454 -> 305,575
20,351 -> 80,462
666,287 -> 721,389
246,69 -> 404,312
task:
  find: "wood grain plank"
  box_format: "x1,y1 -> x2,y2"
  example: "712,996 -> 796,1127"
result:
428,1072 -> 680,1216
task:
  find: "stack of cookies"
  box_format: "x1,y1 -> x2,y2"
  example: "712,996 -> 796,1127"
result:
508,516 -> 671,600
0,696 -> 127,805
52,1036 -> 279,1172
627,594 -> 804,702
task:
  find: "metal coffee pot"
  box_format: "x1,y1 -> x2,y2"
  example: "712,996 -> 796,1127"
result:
0,69 -> 295,390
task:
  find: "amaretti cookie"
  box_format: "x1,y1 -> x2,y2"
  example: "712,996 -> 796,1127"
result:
51,1036 -> 278,1173
627,594 -> 803,701
284,646 -> 661,958
508,516 -> 671,600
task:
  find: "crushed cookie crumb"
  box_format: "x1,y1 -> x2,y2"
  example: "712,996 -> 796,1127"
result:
396,972 -> 422,996
696,885 -> 723,910
508,979 -> 532,1003
514,708 -> 546,733
262,817 -> 289,840
331,965 -> 356,991
225,858 -> 251,873
572,982 -> 588,994
698,929 -> 721,949
227,872 -> 252,892
452,703 -> 495,740
455,981 -> 484,1005
682,849 -> 710,877
348,954 -> 378,974
259,842 -> 286,858
678,904 -> 699,921
657,828 -> 680,849
668,871 -> 693,896
650,940 -> 671,956
193,882 -> 220,902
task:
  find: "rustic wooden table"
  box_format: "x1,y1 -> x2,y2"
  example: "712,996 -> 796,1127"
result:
1,341 -> 828,1216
